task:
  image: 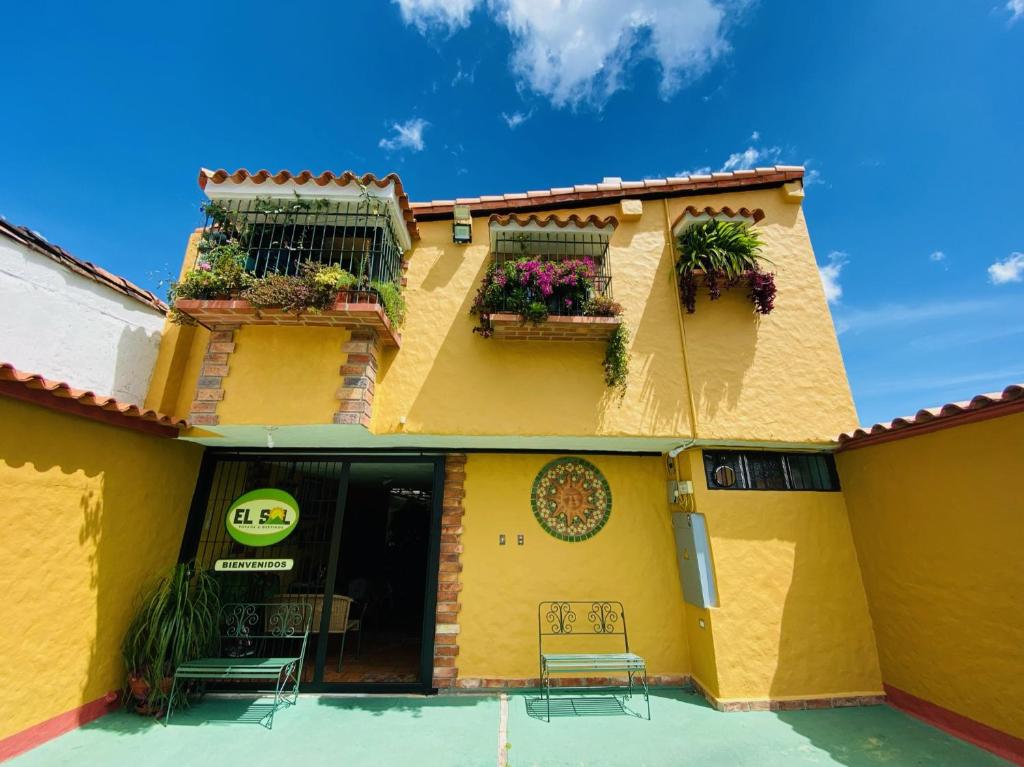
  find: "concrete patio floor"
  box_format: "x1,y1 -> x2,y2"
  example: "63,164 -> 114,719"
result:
7,689 -> 1009,767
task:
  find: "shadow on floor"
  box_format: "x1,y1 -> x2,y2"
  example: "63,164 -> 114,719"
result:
524,693 -> 648,720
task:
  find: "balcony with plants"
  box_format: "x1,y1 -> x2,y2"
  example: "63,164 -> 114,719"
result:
470,215 -> 623,342
469,213 -> 629,393
170,195 -> 407,346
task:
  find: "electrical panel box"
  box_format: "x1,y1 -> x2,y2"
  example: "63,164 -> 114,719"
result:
672,512 -> 719,608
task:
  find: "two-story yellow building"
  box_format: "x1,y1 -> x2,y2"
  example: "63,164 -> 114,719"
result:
137,165 -> 883,706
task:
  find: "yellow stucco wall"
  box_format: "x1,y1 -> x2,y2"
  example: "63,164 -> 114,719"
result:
680,449 -> 883,702
0,398 -> 202,740
148,187 -> 856,444
374,190 -> 854,442
216,325 -> 352,425
838,414 -> 1024,739
457,453 -> 690,680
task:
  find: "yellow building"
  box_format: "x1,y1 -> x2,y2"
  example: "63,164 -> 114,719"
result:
137,165 -> 883,708
4,165 -> 1022,763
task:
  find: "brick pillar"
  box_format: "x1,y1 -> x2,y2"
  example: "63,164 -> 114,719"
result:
188,324 -> 238,426
334,329 -> 381,427
433,453 -> 466,689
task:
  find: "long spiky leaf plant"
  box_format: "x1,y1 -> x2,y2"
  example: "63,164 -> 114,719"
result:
675,219 -> 776,314
122,563 -> 220,713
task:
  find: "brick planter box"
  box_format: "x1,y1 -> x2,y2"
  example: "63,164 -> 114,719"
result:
175,294 -> 401,348
487,313 -> 621,341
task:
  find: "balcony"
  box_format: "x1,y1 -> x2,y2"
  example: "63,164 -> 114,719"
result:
174,193 -> 407,346
473,214 -> 622,342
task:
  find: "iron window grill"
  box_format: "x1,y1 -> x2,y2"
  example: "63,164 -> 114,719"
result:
489,229 -> 613,316
703,450 -> 841,492
201,197 -> 404,290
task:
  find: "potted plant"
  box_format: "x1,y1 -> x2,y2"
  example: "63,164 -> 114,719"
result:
122,563 -> 220,716
675,218 -> 776,314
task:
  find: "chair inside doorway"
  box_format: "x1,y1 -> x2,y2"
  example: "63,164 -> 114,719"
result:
322,461 -> 434,684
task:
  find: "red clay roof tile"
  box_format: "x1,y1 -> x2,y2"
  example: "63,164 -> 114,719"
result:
0,218 -> 167,314
0,362 -> 187,437
837,384 -> 1024,450
198,168 -> 420,241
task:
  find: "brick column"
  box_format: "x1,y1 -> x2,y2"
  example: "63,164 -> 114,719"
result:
188,324 -> 238,426
433,453 -> 466,689
334,329 -> 381,427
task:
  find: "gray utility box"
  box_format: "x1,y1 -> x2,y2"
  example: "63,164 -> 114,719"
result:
672,512 -> 719,608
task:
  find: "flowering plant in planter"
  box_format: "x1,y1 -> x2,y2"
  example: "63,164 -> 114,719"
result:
675,219 -> 776,314
470,256 -> 599,335
470,256 -> 628,391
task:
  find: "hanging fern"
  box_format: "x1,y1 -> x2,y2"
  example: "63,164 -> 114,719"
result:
675,219 -> 776,314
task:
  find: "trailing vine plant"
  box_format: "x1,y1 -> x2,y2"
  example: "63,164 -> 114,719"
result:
469,255 -> 628,390
603,324 -> 630,396
675,219 -> 776,314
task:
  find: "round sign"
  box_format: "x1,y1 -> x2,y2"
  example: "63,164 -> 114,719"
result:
531,457 -> 612,542
225,488 -> 300,547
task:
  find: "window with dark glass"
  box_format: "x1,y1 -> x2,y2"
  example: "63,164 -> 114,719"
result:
703,450 -> 840,492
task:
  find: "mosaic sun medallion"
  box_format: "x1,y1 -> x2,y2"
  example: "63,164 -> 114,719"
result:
531,457 -> 612,542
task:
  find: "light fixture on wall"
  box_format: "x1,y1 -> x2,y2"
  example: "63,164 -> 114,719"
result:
452,205 -> 472,244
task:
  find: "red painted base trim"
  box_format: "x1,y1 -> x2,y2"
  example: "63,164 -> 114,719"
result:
885,684 -> 1024,765
0,691 -> 119,762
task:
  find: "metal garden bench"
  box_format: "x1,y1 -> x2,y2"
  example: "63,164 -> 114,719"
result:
537,601 -> 650,721
165,601 -> 312,729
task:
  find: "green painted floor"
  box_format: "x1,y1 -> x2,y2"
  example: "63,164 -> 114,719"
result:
8,690 -> 1010,767
506,690 -> 1009,767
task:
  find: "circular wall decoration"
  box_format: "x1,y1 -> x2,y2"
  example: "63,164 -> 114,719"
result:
531,457 -> 612,542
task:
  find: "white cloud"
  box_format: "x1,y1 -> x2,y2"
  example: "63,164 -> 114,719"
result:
819,251 -> 847,305
675,165 -> 712,176
397,0 -> 735,108
451,59 -> 476,86
378,118 -> 430,152
988,252 -> 1024,284
803,165 -> 823,186
929,250 -> 946,262
501,110 -> 533,129
750,130 -> 759,140
720,145 -> 781,171
394,0 -> 477,32
1008,0 -> 1024,23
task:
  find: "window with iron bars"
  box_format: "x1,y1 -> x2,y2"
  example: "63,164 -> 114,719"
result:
201,198 -> 404,291
489,229 -> 613,316
702,450 -> 841,492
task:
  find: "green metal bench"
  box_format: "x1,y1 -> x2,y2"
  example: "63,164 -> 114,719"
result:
166,602 -> 312,729
538,601 -> 650,721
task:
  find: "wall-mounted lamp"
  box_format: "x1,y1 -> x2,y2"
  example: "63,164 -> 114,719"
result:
452,205 -> 472,244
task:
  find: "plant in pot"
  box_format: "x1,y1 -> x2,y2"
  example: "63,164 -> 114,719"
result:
675,218 -> 776,314
122,563 -> 220,716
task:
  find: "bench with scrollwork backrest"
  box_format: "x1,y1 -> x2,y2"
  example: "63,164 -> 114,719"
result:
537,601 -> 650,721
165,602 -> 312,729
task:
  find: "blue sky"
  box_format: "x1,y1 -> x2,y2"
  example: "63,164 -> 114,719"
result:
1,1 -> 1022,426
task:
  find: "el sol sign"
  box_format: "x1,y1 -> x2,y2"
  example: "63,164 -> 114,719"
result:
225,488 -> 300,547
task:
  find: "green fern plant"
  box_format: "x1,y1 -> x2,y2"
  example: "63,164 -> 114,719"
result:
675,219 -> 775,314
370,279 -> 407,328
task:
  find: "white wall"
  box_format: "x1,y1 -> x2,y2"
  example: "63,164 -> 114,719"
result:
0,238 -> 165,406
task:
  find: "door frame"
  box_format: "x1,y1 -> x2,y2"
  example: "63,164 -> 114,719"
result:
178,449 -> 446,694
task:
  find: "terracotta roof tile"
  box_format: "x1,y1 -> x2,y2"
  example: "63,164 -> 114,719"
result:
837,384 -> 1024,450
0,362 -> 186,437
489,213 -> 619,230
671,206 -> 767,230
198,168 -> 420,241
0,218 -> 167,314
